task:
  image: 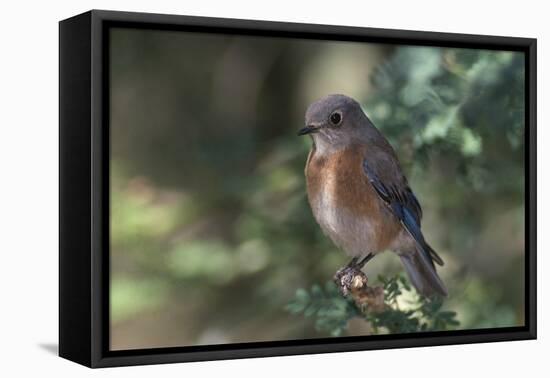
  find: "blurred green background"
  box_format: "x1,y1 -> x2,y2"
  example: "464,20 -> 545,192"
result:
109,27 -> 525,350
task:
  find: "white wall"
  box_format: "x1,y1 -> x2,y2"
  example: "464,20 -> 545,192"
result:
0,0 -> 546,376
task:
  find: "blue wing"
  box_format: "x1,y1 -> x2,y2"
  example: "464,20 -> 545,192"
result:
363,159 -> 443,267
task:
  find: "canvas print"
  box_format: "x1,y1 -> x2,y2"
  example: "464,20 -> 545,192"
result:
109,27 -> 525,350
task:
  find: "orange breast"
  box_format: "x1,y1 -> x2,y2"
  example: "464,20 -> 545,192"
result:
305,145 -> 401,254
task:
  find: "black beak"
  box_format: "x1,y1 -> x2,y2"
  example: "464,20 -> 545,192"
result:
297,125 -> 318,136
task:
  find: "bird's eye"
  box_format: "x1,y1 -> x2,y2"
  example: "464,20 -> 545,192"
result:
329,112 -> 342,125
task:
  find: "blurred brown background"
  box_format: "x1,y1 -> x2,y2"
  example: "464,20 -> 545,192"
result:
109,27 -> 525,350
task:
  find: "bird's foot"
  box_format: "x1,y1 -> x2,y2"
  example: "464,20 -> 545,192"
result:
335,253 -> 374,296
333,265 -> 368,297
333,254 -> 385,313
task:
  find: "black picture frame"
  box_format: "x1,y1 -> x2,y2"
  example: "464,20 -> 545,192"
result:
59,9 -> 537,368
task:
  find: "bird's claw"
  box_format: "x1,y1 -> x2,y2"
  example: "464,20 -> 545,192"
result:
333,265 -> 368,297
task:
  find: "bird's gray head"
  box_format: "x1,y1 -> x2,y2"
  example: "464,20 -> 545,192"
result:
299,94 -> 374,153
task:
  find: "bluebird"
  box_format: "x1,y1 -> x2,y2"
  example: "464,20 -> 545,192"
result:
299,94 -> 447,297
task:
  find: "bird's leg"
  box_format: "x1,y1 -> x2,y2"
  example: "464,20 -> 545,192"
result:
346,256 -> 359,268
356,253 -> 375,269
